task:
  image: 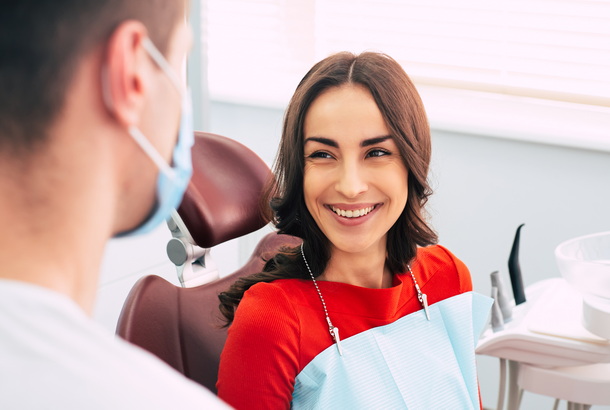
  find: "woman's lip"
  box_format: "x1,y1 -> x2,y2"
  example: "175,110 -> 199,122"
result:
325,203 -> 379,211
325,203 -> 382,225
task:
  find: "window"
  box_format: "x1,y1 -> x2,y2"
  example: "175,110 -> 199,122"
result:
203,0 -> 610,150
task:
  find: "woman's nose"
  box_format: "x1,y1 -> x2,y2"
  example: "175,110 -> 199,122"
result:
334,161 -> 368,198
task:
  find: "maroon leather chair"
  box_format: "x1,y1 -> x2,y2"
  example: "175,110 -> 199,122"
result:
116,132 -> 301,393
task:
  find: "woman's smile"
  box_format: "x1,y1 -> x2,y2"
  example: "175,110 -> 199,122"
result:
325,203 -> 382,226
328,203 -> 377,218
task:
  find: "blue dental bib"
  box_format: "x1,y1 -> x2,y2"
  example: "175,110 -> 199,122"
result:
291,292 -> 492,409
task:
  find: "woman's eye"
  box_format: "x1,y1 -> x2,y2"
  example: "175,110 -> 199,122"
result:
308,151 -> 333,159
366,149 -> 390,158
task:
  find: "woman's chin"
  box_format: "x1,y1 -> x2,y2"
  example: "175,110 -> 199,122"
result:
329,238 -> 385,256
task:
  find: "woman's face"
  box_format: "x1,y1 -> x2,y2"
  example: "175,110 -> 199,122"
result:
303,84 -> 409,257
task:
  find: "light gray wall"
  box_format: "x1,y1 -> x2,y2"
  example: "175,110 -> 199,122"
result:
209,101 -> 284,166
430,130 -> 610,294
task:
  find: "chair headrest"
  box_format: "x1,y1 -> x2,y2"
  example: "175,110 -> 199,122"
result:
177,132 -> 272,248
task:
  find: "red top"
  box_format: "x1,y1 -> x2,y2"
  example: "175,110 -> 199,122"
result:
217,245 -> 473,409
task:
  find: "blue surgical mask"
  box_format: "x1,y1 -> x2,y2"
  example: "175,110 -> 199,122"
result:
116,38 -> 194,237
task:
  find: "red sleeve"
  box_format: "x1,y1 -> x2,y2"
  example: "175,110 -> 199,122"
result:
434,245 -> 473,293
217,283 -> 300,410
414,245 -> 473,308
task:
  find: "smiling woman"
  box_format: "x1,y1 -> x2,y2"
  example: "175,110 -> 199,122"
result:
216,52 -> 492,409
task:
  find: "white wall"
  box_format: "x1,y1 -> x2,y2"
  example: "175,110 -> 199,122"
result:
95,100 -> 610,409
94,225 -> 176,331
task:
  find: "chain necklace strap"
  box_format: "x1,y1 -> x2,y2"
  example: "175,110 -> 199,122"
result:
300,243 -> 432,356
407,265 -> 431,321
301,243 -> 343,356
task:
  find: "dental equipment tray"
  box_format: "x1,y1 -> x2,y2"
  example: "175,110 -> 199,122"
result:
476,278 -> 610,367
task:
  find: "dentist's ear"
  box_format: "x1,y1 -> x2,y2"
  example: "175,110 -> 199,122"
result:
101,20 -> 151,127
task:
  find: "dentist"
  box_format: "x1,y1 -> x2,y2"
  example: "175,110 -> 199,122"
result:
0,1 -> 228,408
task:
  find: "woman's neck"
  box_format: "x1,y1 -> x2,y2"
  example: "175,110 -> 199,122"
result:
318,243 -> 392,289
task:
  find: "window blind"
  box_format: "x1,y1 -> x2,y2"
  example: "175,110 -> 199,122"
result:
206,0 -> 610,107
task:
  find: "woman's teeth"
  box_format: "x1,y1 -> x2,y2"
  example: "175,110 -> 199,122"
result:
331,205 -> 375,218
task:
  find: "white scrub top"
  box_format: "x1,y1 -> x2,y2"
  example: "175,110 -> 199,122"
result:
0,279 -> 231,410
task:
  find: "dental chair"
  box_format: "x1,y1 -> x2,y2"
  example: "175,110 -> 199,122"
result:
116,131 -> 301,393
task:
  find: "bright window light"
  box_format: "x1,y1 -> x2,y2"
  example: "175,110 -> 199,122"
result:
202,0 -> 610,151
207,0 -> 610,107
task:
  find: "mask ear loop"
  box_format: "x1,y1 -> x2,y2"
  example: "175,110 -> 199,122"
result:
102,37 -> 186,182
127,125 -> 176,180
142,37 -> 183,93
100,57 -> 176,181
137,37 -> 188,182
101,37 -> 183,111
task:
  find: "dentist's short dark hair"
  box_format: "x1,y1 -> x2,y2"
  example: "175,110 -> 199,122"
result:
219,52 -> 438,325
0,0 -> 186,154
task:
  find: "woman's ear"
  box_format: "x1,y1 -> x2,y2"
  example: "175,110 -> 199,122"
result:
101,20 -> 151,127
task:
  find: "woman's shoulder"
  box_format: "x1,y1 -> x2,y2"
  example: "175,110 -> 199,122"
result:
231,279 -> 306,340
245,278 -> 310,300
416,244 -> 465,267
413,244 -> 472,293
237,279 -> 310,318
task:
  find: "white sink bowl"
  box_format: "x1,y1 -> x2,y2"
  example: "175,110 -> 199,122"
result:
556,231 -> 610,299
555,231 -> 610,339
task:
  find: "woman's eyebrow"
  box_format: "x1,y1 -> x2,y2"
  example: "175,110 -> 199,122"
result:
361,136 -> 392,147
304,135 -> 391,148
304,137 -> 338,147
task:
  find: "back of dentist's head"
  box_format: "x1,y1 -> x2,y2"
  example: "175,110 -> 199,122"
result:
0,0 -> 191,239
0,0 -> 185,155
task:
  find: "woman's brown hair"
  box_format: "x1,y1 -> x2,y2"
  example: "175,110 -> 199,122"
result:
219,51 -> 438,325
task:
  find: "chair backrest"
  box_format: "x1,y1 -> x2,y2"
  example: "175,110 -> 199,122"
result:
178,131 -> 271,248
116,132 -> 300,392
116,232 -> 300,393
